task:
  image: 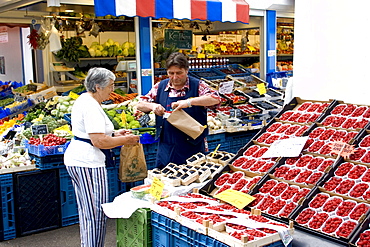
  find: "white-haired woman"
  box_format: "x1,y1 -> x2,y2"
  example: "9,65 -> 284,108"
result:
64,67 -> 139,247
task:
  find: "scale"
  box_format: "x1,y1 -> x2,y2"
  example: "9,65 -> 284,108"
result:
116,60 -> 137,93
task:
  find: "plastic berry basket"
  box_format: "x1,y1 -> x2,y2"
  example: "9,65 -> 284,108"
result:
25,140 -> 70,157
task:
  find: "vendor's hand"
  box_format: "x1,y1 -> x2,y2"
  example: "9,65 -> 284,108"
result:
114,129 -> 132,136
152,103 -> 165,116
124,134 -> 140,145
172,99 -> 190,112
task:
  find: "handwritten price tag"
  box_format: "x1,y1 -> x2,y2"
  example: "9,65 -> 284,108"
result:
149,177 -> 165,201
257,83 -> 267,95
330,141 -> 355,159
214,189 -> 255,209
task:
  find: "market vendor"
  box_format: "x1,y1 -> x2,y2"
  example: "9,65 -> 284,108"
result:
64,67 -> 139,247
137,52 -> 221,168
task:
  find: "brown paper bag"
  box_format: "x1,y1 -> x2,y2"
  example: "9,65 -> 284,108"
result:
119,143 -> 148,182
167,109 -> 206,139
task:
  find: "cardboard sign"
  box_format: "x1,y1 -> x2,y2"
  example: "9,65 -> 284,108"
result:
214,189 -> 255,209
257,83 -> 267,95
31,124 -> 48,135
261,136 -> 309,158
149,177 -> 164,201
330,141 -> 355,159
219,80 -> 234,94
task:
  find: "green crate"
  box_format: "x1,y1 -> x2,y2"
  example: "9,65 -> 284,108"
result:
116,208 -> 152,247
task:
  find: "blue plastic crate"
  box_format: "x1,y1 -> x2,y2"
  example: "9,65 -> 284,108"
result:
206,133 -> 229,153
189,68 -> 226,80
112,146 -> 122,157
226,130 -> 258,154
7,99 -> 33,114
0,174 -> 16,241
63,113 -> 71,124
0,107 -> 10,119
151,211 -> 228,247
143,143 -> 158,170
29,154 -> 65,170
25,140 -> 70,157
213,64 -> 252,77
107,167 -> 120,202
59,168 -> 78,227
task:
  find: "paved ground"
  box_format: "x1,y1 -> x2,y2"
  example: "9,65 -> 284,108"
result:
0,218 -> 347,247
0,218 -> 116,247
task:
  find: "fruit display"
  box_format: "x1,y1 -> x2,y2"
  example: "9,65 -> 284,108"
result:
153,192 -> 292,246
293,190 -> 368,239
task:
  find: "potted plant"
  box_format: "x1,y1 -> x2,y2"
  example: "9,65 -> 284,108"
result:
153,42 -> 179,68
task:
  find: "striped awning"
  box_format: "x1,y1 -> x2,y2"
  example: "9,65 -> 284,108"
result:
94,0 -> 250,23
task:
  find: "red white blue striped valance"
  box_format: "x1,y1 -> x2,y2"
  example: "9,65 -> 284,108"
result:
94,0 -> 249,23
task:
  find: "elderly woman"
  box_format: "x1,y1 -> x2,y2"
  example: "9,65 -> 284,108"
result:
64,67 -> 139,247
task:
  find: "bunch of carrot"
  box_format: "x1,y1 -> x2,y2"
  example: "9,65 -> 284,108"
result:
108,92 -> 138,104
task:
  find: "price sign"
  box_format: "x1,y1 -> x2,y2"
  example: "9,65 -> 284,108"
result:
68,91 -> 79,100
149,177 -> 165,201
31,124 -> 49,135
219,81 -> 234,94
330,141 -> 355,159
4,130 -> 16,140
121,112 -> 127,127
138,114 -> 150,127
257,83 -> 267,95
197,53 -> 206,58
27,84 -> 37,92
214,189 -> 255,209
14,94 -> 27,102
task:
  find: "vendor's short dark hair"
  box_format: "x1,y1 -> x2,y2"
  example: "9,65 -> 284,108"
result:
166,52 -> 189,70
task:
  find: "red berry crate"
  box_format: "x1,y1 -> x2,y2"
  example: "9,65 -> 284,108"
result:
349,213 -> 370,247
290,186 -> 367,245
247,174 -> 314,223
275,97 -> 336,121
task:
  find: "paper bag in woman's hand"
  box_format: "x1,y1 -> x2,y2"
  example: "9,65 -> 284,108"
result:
119,143 -> 147,182
167,109 -> 206,139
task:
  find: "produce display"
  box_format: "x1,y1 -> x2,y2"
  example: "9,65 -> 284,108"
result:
153,192 -> 292,246
88,39 -> 135,58
3,82 -> 370,246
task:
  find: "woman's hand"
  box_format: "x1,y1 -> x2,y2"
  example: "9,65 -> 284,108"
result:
114,129 -> 132,136
123,134 -> 140,145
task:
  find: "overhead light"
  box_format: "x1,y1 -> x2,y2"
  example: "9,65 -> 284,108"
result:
65,9 -> 74,13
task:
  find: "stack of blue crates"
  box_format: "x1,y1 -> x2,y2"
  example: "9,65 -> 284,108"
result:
0,174 -> 16,241
151,211 -> 291,247
59,168 -> 79,227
